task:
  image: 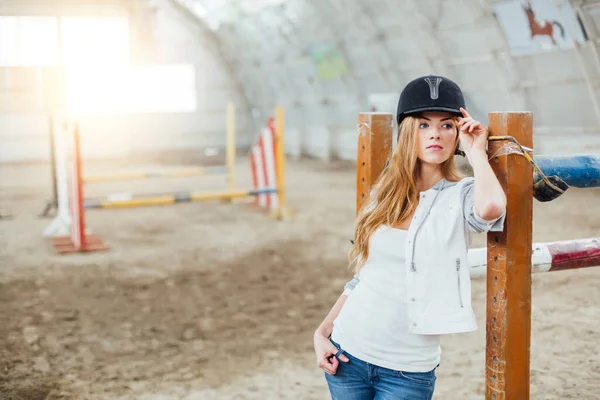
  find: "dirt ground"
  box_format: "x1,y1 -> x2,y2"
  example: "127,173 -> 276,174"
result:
0,154 -> 599,400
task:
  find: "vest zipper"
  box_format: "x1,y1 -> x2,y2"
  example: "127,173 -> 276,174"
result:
456,258 -> 464,308
409,181 -> 446,273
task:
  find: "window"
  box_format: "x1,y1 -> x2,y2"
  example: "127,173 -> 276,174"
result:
1,15 -> 196,114
0,16 -> 58,66
66,64 -> 197,114
0,16 -> 128,66
61,17 -> 129,66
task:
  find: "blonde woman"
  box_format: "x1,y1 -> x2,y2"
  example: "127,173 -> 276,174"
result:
313,75 -> 507,399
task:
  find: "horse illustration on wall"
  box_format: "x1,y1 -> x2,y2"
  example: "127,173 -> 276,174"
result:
523,1 -> 565,45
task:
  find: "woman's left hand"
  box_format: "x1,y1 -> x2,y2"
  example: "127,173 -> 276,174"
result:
457,107 -> 488,156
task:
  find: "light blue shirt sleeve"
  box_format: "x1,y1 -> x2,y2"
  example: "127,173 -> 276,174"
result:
342,274 -> 360,296
461,177 -> 506,233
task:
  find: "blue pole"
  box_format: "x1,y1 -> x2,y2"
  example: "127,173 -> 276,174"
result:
535,155 -> 600,188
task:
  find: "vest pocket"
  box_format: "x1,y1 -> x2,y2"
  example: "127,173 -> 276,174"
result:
456,258 -> 464,308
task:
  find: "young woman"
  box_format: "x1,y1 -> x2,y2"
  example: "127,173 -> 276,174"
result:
313,75 -> 507,399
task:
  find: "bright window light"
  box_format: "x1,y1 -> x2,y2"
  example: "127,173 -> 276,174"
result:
60,17 -> 129,66
0,16 -> 58,66
1,15 -> 196,114
66,64 -> 197,114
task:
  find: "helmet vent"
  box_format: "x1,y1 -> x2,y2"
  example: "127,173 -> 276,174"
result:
424,77 -> 442,100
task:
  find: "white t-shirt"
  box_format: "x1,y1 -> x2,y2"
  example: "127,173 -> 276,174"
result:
331,225 -> 441,373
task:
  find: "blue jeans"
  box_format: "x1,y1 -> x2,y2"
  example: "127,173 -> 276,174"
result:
324,339 -> 436,400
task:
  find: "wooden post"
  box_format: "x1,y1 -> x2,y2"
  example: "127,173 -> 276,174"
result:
72,123 -> 86,250
275,106 -> 286,209
226,102 -> 236,191
271,105 -> 293,220
356,113 -> 393,214
486,112 -> 533,400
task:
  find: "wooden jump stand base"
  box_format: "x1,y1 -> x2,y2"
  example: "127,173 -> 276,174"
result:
51,234 -> 108,254
270,205 -> 294,221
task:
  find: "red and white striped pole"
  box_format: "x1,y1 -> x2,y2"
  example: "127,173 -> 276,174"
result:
469,237 -> 600,278
250,146 -> 259,207
259,132 -> 271,209
250,117 -> 280,211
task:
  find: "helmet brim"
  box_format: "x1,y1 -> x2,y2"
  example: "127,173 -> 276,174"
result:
398,106 -> 463,123
402,106 -> 462,117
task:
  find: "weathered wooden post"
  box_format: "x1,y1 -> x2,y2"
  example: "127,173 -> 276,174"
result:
486,112 -> 534,400
356,113 -> 393,213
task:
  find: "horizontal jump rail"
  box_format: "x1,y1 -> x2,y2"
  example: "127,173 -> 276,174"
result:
535,155 -> 600,188
83,166 -> 229,183
469,237 -> 600,278
84,188 -> 278,209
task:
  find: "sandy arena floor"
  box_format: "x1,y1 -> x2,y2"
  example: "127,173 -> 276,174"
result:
0,154 -> 599,400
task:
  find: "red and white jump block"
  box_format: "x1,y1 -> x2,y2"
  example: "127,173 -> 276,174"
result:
250,117 -> 279,211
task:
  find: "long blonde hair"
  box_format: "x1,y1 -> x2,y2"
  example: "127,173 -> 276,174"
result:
348,115 -> 463,274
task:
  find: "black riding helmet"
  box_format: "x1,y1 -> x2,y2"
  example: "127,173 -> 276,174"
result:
396,74 -> 466,156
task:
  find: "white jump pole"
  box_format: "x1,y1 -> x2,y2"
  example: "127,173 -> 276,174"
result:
43,116 -> 71,237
